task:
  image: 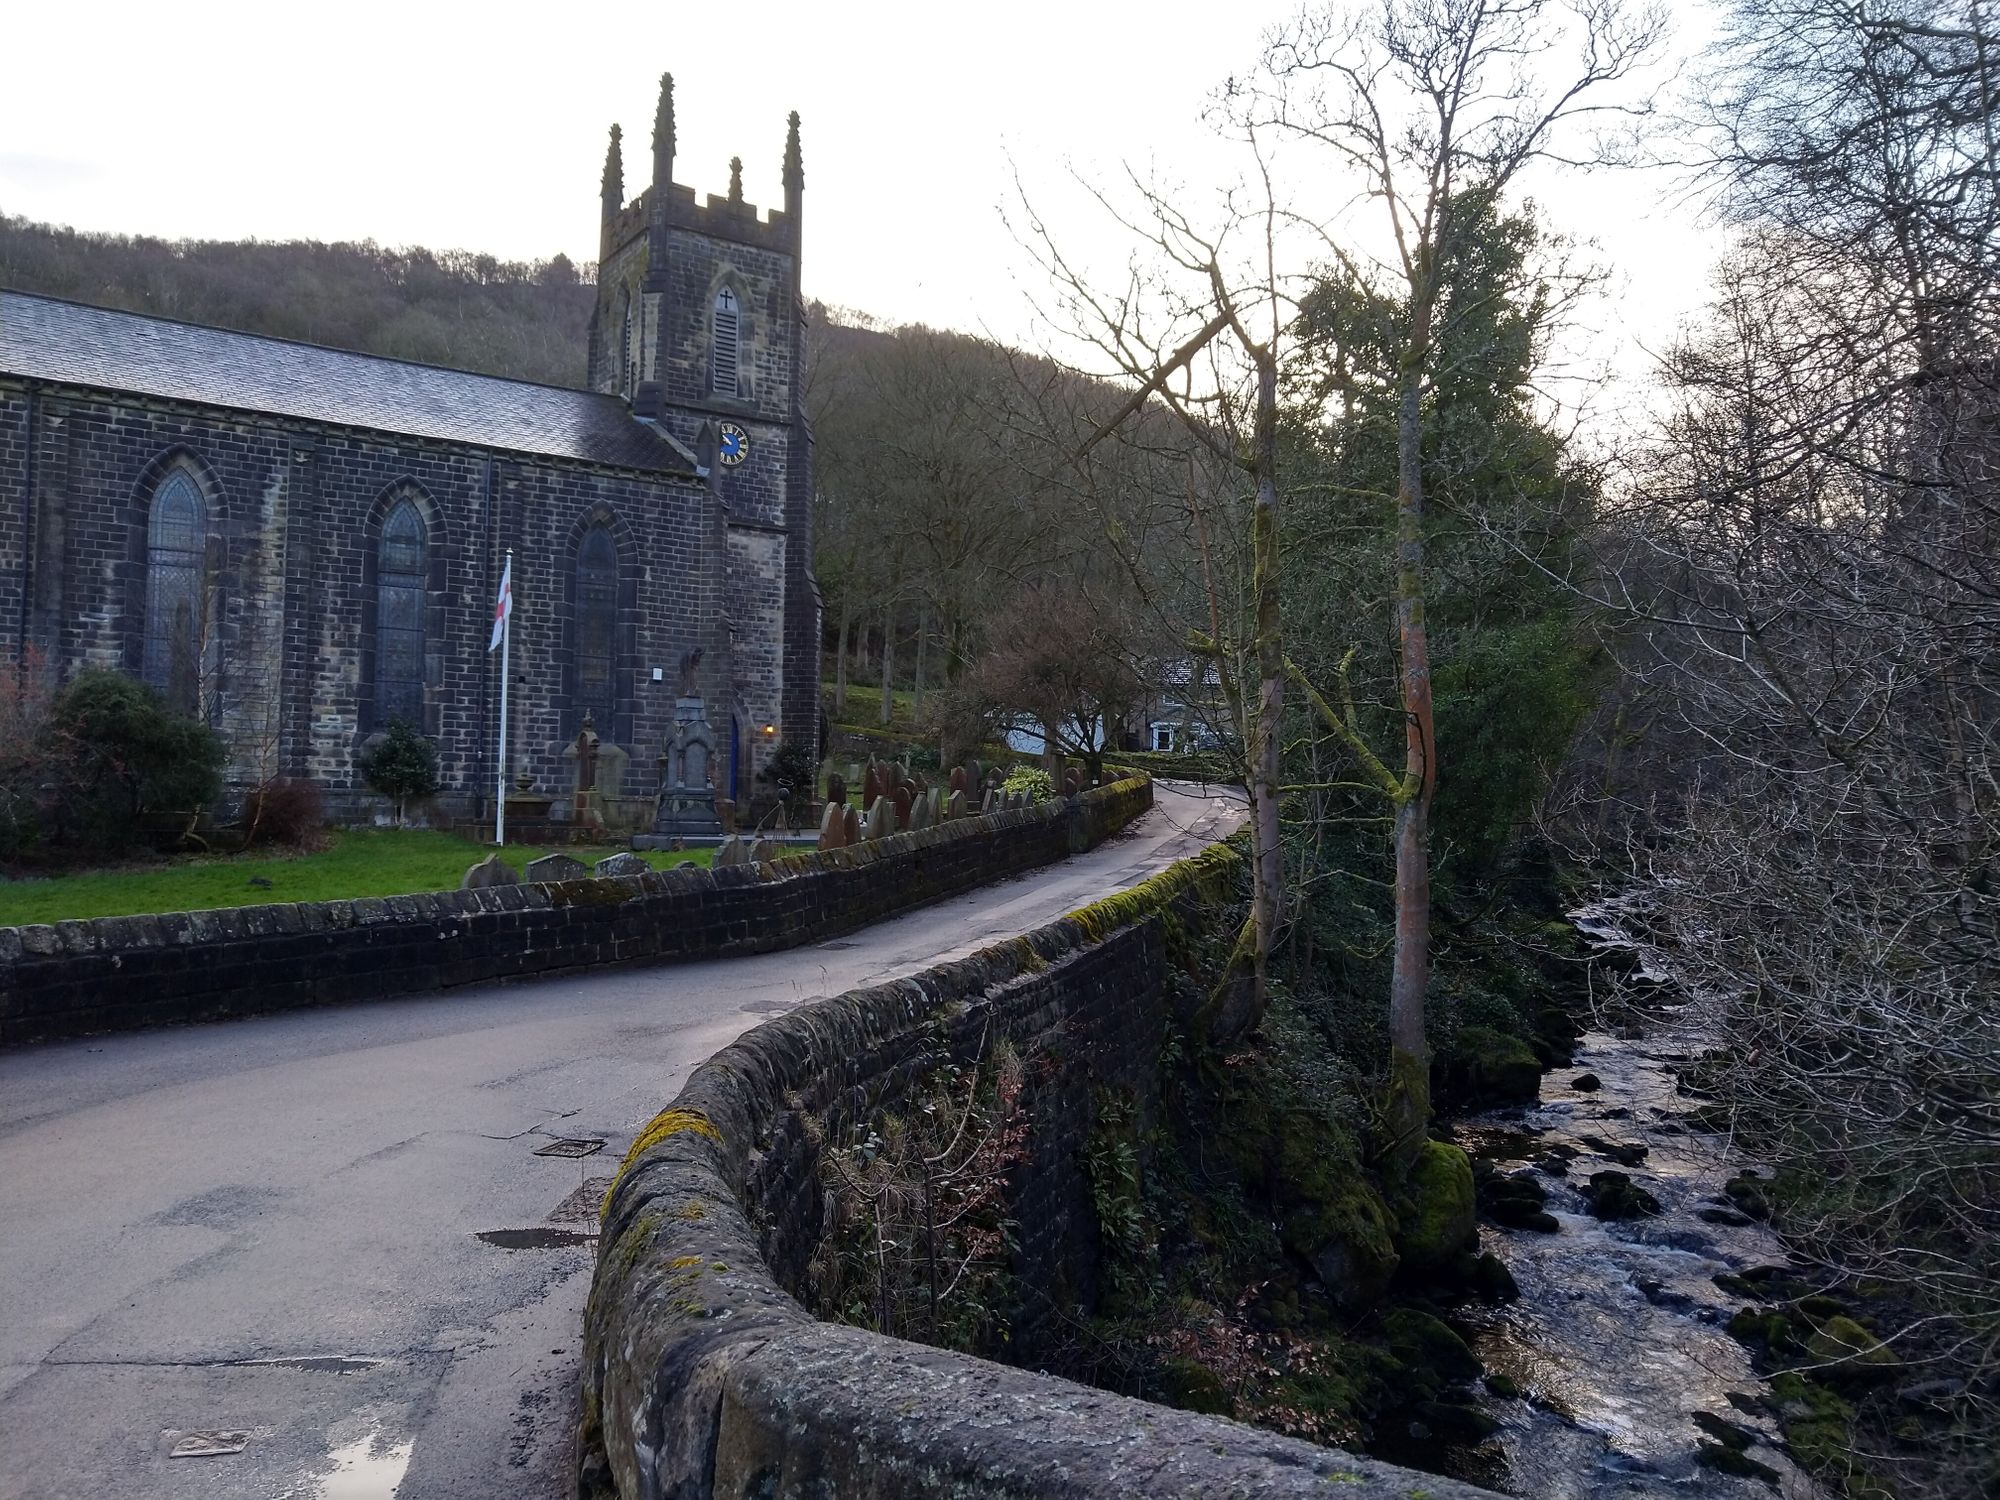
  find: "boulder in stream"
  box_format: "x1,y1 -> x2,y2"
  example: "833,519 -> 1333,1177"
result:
1584,1169 -> 1662,1219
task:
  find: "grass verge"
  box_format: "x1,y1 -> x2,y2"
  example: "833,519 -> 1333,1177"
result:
0,830 -> 713,925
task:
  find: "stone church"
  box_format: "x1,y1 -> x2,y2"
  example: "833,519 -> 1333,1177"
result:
0,74 -> 818,827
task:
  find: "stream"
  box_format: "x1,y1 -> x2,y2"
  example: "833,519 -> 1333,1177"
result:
1421,922 -> 1820,1498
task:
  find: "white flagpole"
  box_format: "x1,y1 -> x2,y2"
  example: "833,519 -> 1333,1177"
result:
493,550 -> 512,846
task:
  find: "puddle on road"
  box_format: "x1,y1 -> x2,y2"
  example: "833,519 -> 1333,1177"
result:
474,1227 -> 596,1249
313,1429 -> 413,1500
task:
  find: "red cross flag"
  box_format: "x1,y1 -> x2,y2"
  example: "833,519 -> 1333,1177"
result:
488,554 -> 512,652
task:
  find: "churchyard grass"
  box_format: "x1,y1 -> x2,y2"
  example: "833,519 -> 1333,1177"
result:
823,681 -> 919,733
0,830 -> 714,925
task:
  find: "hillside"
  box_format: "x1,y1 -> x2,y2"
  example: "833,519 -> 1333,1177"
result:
0,214 -> 596,387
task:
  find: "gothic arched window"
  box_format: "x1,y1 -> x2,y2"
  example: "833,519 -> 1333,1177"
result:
375,498 -> 428,727
142,469 -> 206,712
574,524 -> 619,732
711,287 -> 740,397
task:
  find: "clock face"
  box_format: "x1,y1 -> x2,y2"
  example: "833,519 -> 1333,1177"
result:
718,422 -> 749,467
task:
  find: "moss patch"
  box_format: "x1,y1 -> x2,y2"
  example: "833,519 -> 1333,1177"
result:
1396,1141 -> 1477,1276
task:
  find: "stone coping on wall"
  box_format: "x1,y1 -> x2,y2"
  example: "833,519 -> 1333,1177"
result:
580,842 -> 1499,1500
0,777 -> 1153,1047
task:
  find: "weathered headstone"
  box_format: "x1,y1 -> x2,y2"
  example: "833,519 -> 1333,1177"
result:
909,791 -> 933,832
749,838 -> 781,864
965,758 -> 984,791
826,771 -> 848,808
842,807 -> 861,845
865,796 -> 895,840
862,761 -> 885,807
818,801 -> 847,850
980,789 -> 997,815
595,852 -> 650,878
461,853 -> 519,889
892,785 -> 914,828
716,797 -> 738,835
946,789 -> 967,820
924,787 -> 944,827
714,836 -> 750,867
523,853 -> 590,883
949,766 -> 968,796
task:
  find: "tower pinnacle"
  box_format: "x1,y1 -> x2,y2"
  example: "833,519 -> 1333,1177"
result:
652,73 -> 675,189
728,156 -> 744,204
782,111 -> 803,197
600,124 -> 624,218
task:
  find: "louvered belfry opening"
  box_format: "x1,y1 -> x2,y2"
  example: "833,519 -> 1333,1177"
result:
711,287 -> 739,396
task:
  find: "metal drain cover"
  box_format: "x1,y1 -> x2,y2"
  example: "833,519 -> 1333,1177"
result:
532,1138 -> 604,1158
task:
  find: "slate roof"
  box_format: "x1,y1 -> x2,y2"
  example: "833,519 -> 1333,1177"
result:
0,289 -> 698,476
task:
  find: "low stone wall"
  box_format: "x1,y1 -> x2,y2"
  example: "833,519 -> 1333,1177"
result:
581,844 -> 1498,1500
0,776 -> 1153,1046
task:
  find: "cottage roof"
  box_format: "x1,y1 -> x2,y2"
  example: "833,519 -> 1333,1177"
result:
0,290 -> 698,476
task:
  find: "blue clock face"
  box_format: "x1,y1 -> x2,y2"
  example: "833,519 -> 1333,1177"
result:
718,423 -> 749,466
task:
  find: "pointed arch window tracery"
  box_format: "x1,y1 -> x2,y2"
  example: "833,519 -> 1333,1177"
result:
374,498 -> 429,728
142,468 -> 207,713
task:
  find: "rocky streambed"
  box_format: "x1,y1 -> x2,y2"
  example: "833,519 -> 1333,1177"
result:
1441,1008 -> 1819,1498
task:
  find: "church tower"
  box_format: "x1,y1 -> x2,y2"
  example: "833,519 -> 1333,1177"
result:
587,75 -> 819,785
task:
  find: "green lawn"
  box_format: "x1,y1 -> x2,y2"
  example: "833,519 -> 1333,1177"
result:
0,830 -> 713,925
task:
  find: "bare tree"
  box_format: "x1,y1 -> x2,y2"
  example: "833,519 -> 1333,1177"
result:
1257,0 -> 1666,1162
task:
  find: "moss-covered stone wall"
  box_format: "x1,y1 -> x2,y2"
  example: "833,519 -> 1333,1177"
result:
579,837 -> 1502,1500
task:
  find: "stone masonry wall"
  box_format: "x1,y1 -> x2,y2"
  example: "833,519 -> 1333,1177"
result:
0,776 -> 1153,1047
579,842 -> 1498,1500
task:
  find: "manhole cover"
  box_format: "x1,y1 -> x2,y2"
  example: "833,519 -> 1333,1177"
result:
533,1138 -> 605,1158
169,1431 -> 250,1458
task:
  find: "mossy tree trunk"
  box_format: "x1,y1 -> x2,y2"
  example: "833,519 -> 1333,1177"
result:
1246,345 -> 1284,1024
1386,367 -> 1436,1172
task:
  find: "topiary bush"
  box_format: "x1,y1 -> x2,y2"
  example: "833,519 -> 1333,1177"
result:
357,720 -> 440,826
44,668 -> 225,850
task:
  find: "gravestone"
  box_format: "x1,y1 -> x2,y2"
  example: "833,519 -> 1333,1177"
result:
924,788 -> 944,827
865,796 -> 895,840
714,836 -> 750,868
862,761 -> 885,808
946,789 -> 967,820
965,758 -> 984,791
818,801 -> 847,850
749,838 -> 781,864
716,798 -> 738,835
892,785 -> 914,828
595,852 -> 650,878
842,807 -> 860,845
826,772 -> 847,808
909,791 -> 933,832
461,854 -> 519,889
949,766 -> 968,796
523,853 -> 590,883
980,789 -> 997,815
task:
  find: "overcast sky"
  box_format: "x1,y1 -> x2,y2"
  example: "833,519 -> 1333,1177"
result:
2,0 -> 1723,414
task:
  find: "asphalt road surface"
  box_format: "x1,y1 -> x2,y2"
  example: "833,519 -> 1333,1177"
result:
0,783 -> 1243,1500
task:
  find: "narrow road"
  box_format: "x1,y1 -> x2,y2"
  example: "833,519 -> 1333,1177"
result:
0,784 -> 1243,1500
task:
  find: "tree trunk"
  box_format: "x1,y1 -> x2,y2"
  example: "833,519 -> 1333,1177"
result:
879,607 -> 894,727
834,597 -> 852,715
913,603 -> 928,717
1247,346 -> 1284,1032
1386,373 -> 1436,1173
